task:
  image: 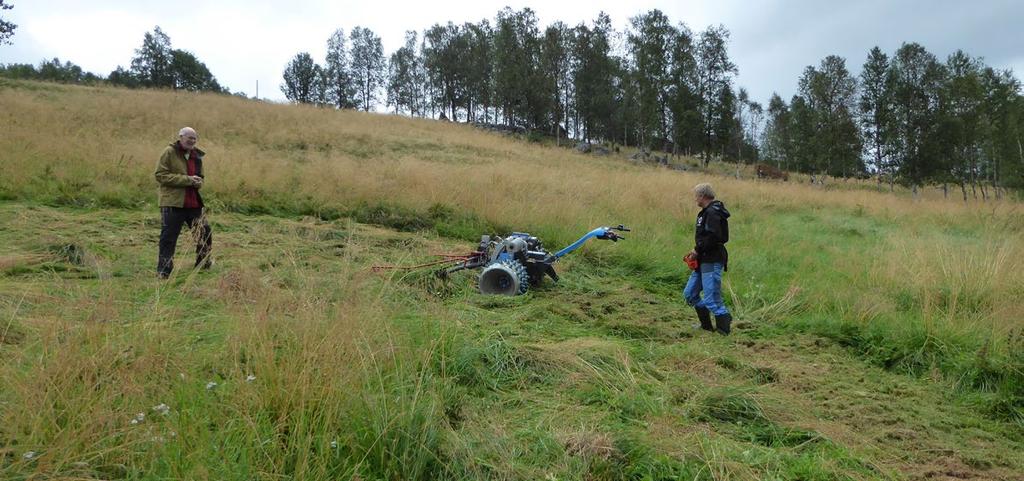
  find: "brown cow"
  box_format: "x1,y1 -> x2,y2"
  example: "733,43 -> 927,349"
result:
755,163 -> 789,181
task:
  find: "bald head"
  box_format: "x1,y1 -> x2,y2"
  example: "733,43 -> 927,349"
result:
178,127 -> 198,150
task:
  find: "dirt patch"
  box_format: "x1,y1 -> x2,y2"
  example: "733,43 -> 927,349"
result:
216,268 -> 267,303
559,430 -> 619,460
910,456 -> 1019,481
0,253 -> 47,272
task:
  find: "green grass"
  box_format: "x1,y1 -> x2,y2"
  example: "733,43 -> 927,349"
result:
4,202 -> 1021,480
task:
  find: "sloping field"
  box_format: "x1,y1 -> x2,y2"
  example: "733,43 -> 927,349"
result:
1,79 -> 1022,480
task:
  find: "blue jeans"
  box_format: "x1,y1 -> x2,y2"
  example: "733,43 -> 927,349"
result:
683,262 -> 729,316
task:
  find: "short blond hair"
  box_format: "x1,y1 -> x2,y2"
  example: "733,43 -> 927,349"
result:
694,183 -> 715,200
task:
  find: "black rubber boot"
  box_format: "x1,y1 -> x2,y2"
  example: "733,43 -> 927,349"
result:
195,256 -> 214,270
715,313 -> 732,335
157,257 -> 173,279
695,307 -> 714,331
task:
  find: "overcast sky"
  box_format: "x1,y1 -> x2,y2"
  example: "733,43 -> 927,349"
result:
2,0 -> 1021,106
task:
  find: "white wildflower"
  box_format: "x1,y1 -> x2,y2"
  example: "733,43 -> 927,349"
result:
152,403 -> 170,415
23,451 -> 36,460
130,412 -> 145,425
206,381 -> 218,390
246,375 -> 256,383
330,440 -> 338,449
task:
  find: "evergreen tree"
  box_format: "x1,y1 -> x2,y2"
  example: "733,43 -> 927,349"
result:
859,46 -> 894,185
787,95 -> 817,173
713,83 -> 736,159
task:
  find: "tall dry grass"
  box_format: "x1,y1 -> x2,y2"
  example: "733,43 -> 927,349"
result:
3,80 -> 1017,225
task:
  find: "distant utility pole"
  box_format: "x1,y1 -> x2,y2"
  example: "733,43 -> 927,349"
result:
256,80 -> 259,99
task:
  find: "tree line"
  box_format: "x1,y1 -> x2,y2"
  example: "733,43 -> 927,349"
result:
762,46 -> 1023,197
282,7 -> 1023,196
1,26 -> 228,94
282,8 -> 743,162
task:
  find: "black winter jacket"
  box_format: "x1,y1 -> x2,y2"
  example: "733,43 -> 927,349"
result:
694,200 -> 730,269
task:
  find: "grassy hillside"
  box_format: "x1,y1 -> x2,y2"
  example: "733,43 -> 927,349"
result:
1,79 -> 1023,480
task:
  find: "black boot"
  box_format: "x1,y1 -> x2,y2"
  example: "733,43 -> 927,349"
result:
195,256 -> 214,270
695,307 -> 714,331
157,257 -> 174,279
715,313 -> 732,335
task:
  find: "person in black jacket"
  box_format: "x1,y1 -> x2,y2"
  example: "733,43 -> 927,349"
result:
683,183 -> 732,334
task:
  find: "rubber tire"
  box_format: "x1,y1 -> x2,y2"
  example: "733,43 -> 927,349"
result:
478,259 -> 530,295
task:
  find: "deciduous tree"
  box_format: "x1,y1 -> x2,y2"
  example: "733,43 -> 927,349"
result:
0,0 -> 16,45
350,26 -> 386,111
130,26 -> 174,88
324,29 -> 356,109
695,25 -> 737,165
281,52 -> 322,104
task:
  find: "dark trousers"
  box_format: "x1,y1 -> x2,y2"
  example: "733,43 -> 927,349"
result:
157,207 -> 212,277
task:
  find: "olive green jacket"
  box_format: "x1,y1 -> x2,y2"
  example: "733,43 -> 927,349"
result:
155,142 -> 205,208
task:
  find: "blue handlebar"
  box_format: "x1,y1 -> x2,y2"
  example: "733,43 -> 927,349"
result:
553,227 -> 614,259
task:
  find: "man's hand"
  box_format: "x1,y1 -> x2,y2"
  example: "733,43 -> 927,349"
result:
189,175 -> 203,188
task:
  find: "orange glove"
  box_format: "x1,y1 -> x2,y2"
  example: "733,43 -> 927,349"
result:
684,252 -> 698,271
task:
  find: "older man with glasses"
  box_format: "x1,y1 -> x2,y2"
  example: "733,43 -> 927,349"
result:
154,126 -> 213,279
